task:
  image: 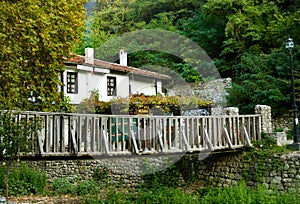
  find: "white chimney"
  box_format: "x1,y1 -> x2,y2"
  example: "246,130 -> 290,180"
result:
119,49 -> 127,66
85,48 -> 94,64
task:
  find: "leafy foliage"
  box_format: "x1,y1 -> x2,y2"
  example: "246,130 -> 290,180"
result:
51,178 -> 75,195
77,93 -> 212,115
0,0 -> 87,111
0,111 -> 33,162
226,51 -> 296,115
0,164 -> 46,196
51,178 -> 99,196
0,111 -> 37,198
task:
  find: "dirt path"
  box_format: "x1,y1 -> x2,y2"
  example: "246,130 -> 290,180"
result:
8,195 -> 81,204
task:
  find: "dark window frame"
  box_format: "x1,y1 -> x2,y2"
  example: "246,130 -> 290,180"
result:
67,72 -> 78,94
107,76 -> 117,96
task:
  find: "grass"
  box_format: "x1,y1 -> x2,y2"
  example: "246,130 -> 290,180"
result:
80,182 -> 300,204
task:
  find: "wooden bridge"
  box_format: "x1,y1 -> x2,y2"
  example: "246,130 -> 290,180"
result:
17,111 -> 262,157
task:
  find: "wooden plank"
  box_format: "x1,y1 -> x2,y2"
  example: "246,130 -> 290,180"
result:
229,117 -> 233,146
157,122 -> 165,152
195,118 -> 200,149
102,128 -> 110,154
168,118 -> 172,149
223,124 -> 233,149
77,116 -> 81,152
247,117 -> 252,141
135,117 -> 141,151
179,126 -> 191,151
130,125 -> 139,154
209,117 -> 215,147
84,117 -> 88,152
95,118 -> 99,151
60,115 -> 65,152
190,118 -> 195,148
233,116 -> 237,146
214,117 -> 219,148
252,116 -> 256,141
243,126 -> 252,147
121,117 -> 125,152
162,118 -> 168,150
53,115 -> 57,152
44,115 -> 49,153
203,124 -> 214,151
91,117 -> 95,152
258,116 -> 262,140
241,117 -> 245,145
69,117 -> 78,154
237,116 -> 241,145
36,130 -> 45,155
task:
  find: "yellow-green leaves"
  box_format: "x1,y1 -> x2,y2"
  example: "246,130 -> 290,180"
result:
0,0 -> 87,111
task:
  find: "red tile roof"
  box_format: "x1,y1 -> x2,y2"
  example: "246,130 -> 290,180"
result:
66,55 -> 172,80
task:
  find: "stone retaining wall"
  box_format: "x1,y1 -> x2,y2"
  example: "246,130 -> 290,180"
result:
27,151 -> 300,192
27,155 -> 182,187
193,152 -> 300,191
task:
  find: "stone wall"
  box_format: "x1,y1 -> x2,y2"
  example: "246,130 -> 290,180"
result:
27,155 -> 182,187
191,78 -> 232,115
165,78 -> 231,115
193,152 -> 300,191
27,151 -> 300,192
272,114 -> 293,131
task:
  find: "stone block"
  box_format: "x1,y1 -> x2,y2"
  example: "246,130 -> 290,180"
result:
266,132 -> 288,146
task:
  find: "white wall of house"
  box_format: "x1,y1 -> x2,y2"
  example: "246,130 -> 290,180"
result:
130,75 -> 163,96
64,66 -> 109,104
101,74 -> 130,102
130,79 -> 156,95
64,65 -> 164,105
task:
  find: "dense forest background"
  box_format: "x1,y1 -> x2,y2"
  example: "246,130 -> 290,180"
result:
75,0 -> 300,116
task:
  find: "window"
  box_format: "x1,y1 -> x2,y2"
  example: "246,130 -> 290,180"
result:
67,72 -> 78,93
107,76 -> 116,96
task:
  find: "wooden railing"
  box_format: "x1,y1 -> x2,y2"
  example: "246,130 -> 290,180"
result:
16,112 -> 263,157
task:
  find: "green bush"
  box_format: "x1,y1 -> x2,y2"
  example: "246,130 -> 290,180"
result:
51,178 -> 75,195
51,178 -> 99,196
86,187 -> 199,204
0,164 -> 46,196
76,180 -> 97,196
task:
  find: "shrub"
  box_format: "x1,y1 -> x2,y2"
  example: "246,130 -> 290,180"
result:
0,164 -> 46,196
51,178 -> 75,195
75,180 -> 97,196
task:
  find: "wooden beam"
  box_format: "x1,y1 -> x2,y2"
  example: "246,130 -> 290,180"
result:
223,124 -> 233,149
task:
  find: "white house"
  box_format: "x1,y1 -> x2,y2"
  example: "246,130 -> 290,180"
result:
63,48 -> 172,104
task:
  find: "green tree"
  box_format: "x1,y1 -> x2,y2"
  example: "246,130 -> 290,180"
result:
227,51 -> 292,115
201,0 -> 287,77
0,0 -> 87,111
84,0 -> 206,82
